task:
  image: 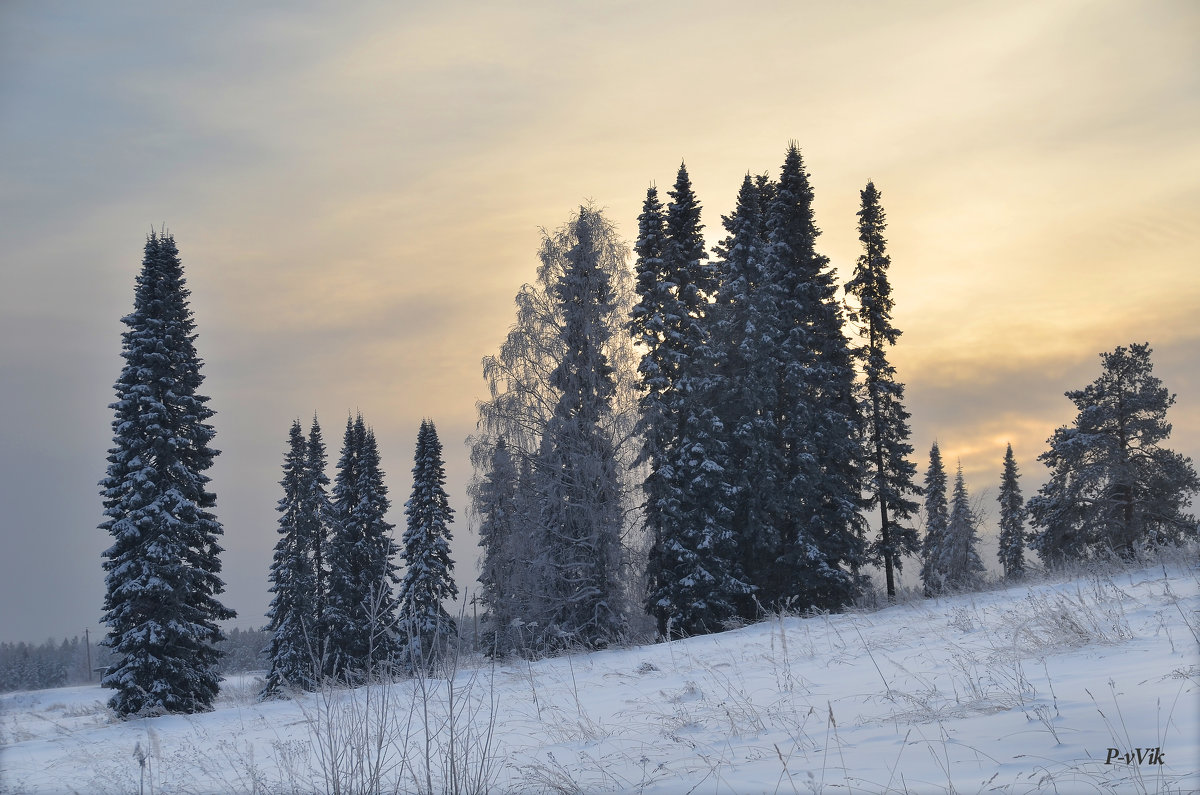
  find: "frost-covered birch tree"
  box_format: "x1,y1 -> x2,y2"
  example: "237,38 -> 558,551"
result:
537,207 -> 629,647
470,204 -> 640,653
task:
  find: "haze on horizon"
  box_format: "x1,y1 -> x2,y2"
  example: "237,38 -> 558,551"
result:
1,0 -> 1197,643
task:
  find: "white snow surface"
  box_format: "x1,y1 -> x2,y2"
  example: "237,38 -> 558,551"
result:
3,559 -> 1197,793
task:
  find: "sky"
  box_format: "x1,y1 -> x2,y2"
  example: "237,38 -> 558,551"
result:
1,0 -> 1197,643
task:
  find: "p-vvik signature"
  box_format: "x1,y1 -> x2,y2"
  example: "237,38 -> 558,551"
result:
1104,747 -> 1165,766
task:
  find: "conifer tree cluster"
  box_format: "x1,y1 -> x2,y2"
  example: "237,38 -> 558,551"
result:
635,145 -> 896,628
100,159 -> 1199,712
262,413 -> 458,691
324,414 -> 401,680
919,343 -> 1198,586
920,450 -> 985,594
262,414 -> 391,690
473,144 -> 929,648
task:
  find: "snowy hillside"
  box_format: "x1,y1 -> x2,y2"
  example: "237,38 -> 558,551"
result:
3,556 -> 1197,794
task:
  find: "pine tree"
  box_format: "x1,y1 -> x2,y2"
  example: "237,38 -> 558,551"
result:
637,165 -> 746,637
263,421 -> 320,696
398,419 -> 458,670
937,463 -> 985,591
538,206 -> 628,648
764,144 -> 866,610
324,415 -> 401,680
845,181 -> 921,601
997,444 -> 1027,579
920,441 -> 950,597
1029,343 -> 1199,564
100,230 -> 234,717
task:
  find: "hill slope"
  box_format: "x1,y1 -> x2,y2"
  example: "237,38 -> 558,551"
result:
3,556 -> 1197,793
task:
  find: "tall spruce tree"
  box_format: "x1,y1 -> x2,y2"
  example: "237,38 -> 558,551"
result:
398,419 -> 458,670
920,441 -> 950,597
638,165 -> 745,638
997,444 -> 1027,579
710,174 -> 784,619
764,144 -> 866,610
630,185 -> 675,633
937,463 -> 985,591
100,230 -> 234,717
324,415 -> 401,679
1029,343 -> 1199,563
263,421 -> 320,696
845,181 -> 921,601
538,206 -> 627,648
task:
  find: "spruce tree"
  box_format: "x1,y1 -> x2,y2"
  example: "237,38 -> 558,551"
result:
538,206 -> 627,648
997,443 -> 1027,579
323,416 -> 361,676
630,185 -> 675,633
398,419 -> 458,670
100,230 -> 234,717
475,437 -> 520,657
845,181 -> 921,601
764,144 -> 866,610
1029,343 -> 1199,563
638,165 -> 745,637
710,174 -> 783,619
938,463 -> 985,591
301,417 -> 331,663
263,421 -> 319,696
324,415 -> 401,679
920,441 -> 950,597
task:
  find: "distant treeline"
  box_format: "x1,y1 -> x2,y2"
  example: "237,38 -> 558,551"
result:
0,627 -> 269,694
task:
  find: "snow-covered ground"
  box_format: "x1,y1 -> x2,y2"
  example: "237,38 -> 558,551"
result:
3,557 -> 1197,794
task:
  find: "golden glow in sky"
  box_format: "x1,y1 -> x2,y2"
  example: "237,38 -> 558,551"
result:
1,0 -> 1197,639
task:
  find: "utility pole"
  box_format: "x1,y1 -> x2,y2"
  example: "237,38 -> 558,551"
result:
84,627 -> 92,682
